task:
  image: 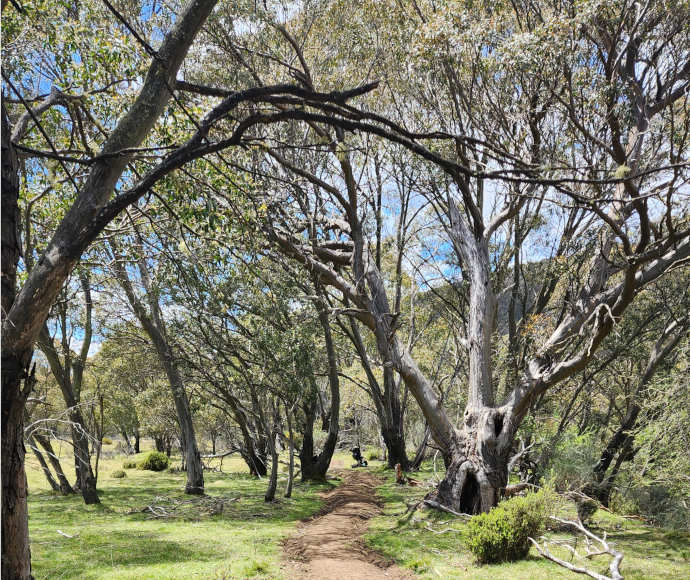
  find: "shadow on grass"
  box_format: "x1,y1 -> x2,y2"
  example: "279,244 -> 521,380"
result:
33,529 -> 217,579
605,528 -> 690,561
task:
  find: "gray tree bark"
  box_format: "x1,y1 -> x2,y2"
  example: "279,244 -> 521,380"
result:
1,3 -> 218,575
38,273 -> 99,505
300,280 -> 340,481
33,432 -> 74,495
110,243 -> 204,494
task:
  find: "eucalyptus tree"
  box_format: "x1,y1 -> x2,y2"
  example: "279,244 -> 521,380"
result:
2,1 -> 378,573
231,0 -> 690,514
105,223 -> 204,493
161,214 -> 342,481
36,270 -> 100,503
23,365 -> 74,495
584,274 -> 690,506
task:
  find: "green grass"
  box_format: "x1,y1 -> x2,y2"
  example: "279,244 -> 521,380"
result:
27,446 -> 689,579
365,463 -> 690,579
26,441 -> 333,579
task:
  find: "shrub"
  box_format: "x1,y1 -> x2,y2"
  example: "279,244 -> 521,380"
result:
102,436 -> 113,445
466,489 -> 552,563
122,459 -> 138,469
111,469 -> 126,478
546,429 -> 598,491
366,450 -> 380,461
137,451 -> 169,471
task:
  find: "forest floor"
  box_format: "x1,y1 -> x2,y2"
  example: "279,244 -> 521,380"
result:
365,462 -> 690,579
25,441 -> 341,579
282,470 -> 412,579
24,442 -> 689,579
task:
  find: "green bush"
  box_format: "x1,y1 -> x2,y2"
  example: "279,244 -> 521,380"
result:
137,451 -> 169,471
366,450 -> 380,461
102,436 -> 113,445
111,469 -> 126,478
122,459 -> 138,469
466,489 -> 552,563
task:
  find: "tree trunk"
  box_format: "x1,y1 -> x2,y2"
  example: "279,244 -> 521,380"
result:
28,435 -> 60,492
410,425 -> 431,470
110,243 -> 204,494
240,448 -> 268,477
33,432 -> 73,495
381,421 -> 409,470
121,430 -> 132,453
285,405 -> 295,498
134,428 -> 141,454
71,416 -> 99,504
2,104 -> 33,579
299,288 -> 340,481
344,318 -> 409,470
155,436 -> 165,453
264,434 -> 279,502
1,359 -> 33,580
221,390 -> 267,476
437,407 -> 512,513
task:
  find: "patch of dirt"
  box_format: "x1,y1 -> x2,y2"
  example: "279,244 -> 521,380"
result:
283,470 -> 413,580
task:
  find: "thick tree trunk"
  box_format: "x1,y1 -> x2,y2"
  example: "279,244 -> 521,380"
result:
345,319 -> 409,469
1,359 -> 32,580
240,448 -> 268,477
33,432 -> 73,495
381,422 -> 409,470
134,428 -> 141,454
2,103 -> 33,579
437,407 -> 512,513
301,291 -> 341,481
380,368 -> 410,469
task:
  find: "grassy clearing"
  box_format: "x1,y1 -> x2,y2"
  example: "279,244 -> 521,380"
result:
365,463 -> 690,580
26,441 -> 334,579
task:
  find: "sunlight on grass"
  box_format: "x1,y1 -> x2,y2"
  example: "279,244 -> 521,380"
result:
365,463 -> 690,580
26,441 -> 330,579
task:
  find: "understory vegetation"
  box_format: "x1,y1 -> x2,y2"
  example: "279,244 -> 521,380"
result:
366,465 -> 690,580
25,445 -> 333,579
2,0 -> 689,578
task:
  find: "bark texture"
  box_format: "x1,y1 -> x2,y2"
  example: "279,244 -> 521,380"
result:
1,4 -> 217,575
2,101 -> 33,580
300,287 -> 340,481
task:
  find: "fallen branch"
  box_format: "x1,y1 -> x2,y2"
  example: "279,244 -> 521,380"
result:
503,482 -> 540,498
56,529 -> 77,538
529,516 -> 624,580
424,523 -> 458,534
201,449 -> 239,459
423,499 -> 471,518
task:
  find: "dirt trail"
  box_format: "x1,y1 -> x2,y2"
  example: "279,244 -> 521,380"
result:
283,470 -> 412,580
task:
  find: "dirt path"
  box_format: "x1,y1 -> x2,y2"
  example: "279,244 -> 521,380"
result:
283,470 -> 412,580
